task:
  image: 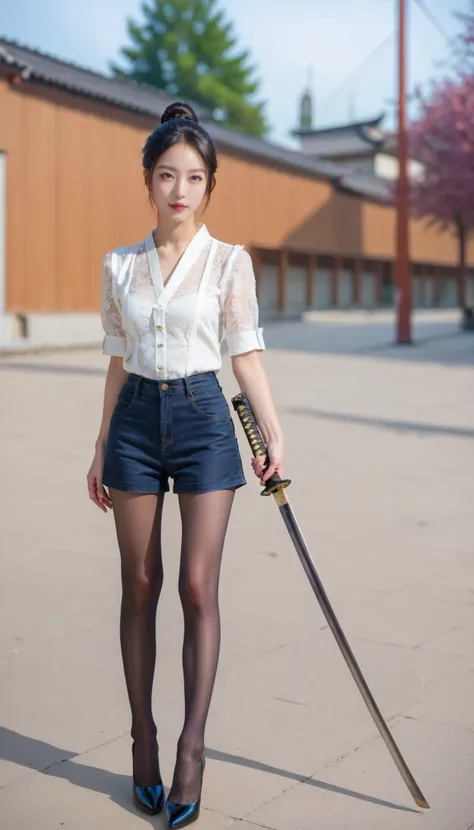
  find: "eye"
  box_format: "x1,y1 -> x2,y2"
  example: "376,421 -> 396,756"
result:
160,172 -> 173,180
191,175 -> 203,182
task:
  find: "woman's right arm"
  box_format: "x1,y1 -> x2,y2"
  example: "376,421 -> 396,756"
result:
88,251 -> 128,511
96,357 -> 128,449
87,357 -> 128,512
87,357 -> 127,511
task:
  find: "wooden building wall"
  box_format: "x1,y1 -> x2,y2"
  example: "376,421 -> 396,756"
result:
1,76 -> 471,313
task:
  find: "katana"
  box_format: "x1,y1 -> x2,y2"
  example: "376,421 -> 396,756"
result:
231,391 -> 429,810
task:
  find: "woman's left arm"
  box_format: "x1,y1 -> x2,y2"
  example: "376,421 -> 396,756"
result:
221,247 -> 284,484
231,351 -> 285,485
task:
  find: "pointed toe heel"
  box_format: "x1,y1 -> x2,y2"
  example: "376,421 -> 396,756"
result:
133,782 -> 165,815
132,741 -> 164,816
166,755 -> 206,829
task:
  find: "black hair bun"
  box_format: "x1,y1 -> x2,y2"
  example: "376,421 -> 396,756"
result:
161,102 -> 198,125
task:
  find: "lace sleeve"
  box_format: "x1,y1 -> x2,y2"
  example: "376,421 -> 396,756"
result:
100,252 -> 126,357
220,247 -> 265,357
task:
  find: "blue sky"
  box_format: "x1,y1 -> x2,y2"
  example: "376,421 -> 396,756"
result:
2,0 -> 471,146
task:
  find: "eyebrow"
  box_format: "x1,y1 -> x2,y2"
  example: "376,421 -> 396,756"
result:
156,165 -> 205,173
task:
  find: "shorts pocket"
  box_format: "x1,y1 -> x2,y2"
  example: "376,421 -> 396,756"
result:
114,378 -> 138,414
189,384 -> 231,420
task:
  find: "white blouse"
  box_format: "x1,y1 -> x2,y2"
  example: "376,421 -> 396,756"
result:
100,224 -> 265,380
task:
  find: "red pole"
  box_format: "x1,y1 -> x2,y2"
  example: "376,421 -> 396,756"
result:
395,0 -> 412,343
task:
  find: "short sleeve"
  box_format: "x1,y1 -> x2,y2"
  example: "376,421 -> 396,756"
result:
100,252 -> 127,357
220,247 -> 265,357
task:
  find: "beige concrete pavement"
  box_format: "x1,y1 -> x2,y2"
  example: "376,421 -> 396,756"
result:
1,312 -> 473,829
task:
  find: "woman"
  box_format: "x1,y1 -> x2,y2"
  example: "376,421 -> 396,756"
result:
87,101 -> 284,828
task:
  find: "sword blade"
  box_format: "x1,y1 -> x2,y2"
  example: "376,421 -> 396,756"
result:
276,494 -> 429,810
230,389 -> 428,809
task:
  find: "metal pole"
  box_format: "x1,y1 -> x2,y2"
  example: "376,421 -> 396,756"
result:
395,0 -> 412,343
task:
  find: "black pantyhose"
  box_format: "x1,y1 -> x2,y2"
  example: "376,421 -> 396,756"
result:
109,487 -> 234,801
111,491 -> 165,786
170,489 -> 234,802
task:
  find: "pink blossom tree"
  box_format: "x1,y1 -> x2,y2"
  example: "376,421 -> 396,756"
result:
407,74 -> 474,311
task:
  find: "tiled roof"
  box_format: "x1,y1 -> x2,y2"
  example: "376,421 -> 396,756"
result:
0,37 -> 389,200
336,170 -> 391,202
292,115 -> 386,158
200,119 -> 349,179
291,113 -> 384,139
0,37 -> 178,118
0,37 -> 347,182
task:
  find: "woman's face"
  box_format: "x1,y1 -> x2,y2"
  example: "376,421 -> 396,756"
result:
149,141 -> 208,224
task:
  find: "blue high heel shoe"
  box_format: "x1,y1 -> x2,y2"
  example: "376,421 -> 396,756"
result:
166,754 -> 206,829
132,741 -> 164,816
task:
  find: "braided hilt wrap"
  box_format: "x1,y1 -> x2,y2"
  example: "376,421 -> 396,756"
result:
231,392 -> 291,497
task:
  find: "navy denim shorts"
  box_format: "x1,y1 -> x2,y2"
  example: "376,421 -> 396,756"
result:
103,371 -> 246,494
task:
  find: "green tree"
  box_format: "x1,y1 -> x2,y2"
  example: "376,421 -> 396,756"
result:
110,0 -> 268,136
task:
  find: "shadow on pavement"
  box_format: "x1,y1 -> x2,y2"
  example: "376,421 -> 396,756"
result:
286,407 -> 474,440
0,317 -> 472,374
262,320 -> 474,367
207,747 -> 420,813
0,362 -> 105,376
0,727 -> 419,817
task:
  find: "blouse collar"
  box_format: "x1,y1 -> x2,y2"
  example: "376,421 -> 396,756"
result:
145,223 -> 211,303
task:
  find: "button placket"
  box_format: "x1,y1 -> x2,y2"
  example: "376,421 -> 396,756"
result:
155,308 -> 166,374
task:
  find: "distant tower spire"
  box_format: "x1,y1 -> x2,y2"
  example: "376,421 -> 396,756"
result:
299,66 -> 314,130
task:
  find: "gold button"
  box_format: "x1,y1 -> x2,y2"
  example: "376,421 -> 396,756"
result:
156,325 -> 163,331
161,383 -> 169,391
157,343 -> 164,348
157,365 -> 164,371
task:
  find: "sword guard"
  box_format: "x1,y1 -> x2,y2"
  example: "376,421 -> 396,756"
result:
261,476 -> 292,498
231,392 -> 291,497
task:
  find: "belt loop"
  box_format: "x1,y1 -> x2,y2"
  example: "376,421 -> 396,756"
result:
183,376 -> 191,398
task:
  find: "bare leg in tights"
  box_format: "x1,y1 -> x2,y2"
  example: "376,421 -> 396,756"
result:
110,490 -> 165,787
169,488 -> 235,803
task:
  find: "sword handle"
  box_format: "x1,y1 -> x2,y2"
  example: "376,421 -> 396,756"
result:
231,392 -> 291,497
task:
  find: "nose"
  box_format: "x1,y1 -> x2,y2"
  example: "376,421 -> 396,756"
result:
173,177 -> 187,200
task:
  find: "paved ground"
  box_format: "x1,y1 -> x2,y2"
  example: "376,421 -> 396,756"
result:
1,311 -> 473,830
